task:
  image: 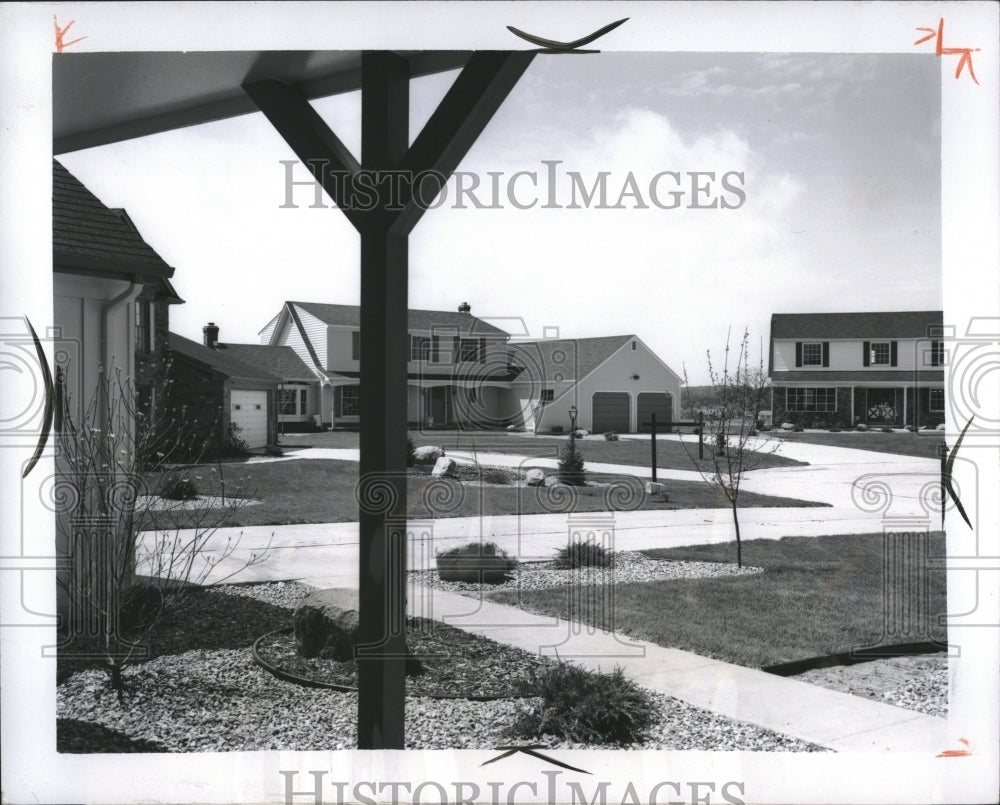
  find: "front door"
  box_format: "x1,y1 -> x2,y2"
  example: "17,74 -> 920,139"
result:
865,388 -> 898,425
427,386 -> 451,426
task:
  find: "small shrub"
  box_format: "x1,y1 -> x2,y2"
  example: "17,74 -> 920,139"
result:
552,540 -> 615,569
160,473 -> 198,500
436,541 -> 517,583
557,439 -> 586,486
792,425 -> 804,432
604,431 -> 619,441
510,662 -> 654,746
406,436 -> 416,467
828,427 -> 842,433
479,466 -> 517,485
218,421 -> 249,458
551,425 -> 564,434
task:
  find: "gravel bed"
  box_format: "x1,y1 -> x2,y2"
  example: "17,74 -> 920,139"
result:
794,655 -> 948,718
411,551 -> 762,593
57,581 -> 821,752
137,495 -> 261,511
57,647 -> 824,752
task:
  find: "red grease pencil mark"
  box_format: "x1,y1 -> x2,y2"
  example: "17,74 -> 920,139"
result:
915,19 -> 980,85
54,15 -> 87,53
936,737 -> 974,758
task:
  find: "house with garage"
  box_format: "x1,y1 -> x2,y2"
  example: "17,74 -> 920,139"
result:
507,335 -> 682,434
768,311 -> 946,429
259,301 -> 515,429
167,325 -> 282,450
258,300 -> 682,433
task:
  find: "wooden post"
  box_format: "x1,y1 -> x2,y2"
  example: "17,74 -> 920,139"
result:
644,412 -> 657,482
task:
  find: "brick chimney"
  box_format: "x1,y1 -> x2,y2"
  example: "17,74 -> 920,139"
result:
203,322 -> 220,348
458,302 -> 471,313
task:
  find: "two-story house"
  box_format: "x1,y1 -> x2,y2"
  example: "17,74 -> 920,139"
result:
256,301 -> 683,432
768,311 -> 946,429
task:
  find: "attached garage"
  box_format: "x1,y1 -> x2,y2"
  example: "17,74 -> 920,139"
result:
637,392 -> 672,432
231,390 -> 269,448
592,391 -> 630,433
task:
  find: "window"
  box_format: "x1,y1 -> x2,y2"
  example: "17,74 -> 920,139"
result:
540,389 -> 554,403
352,331 -> 361,361
340,386 -> 361,416
410,336 -> 430,361
278,388 -> 306,416
135,300 -> 152,353
786,388 -> 837,412
631,340 -> 637,351
459,338 -> 480,362
801,343 -> 823,366
930,341 -> 946,366
929,389 -> 945,412
869,342 -> 890,365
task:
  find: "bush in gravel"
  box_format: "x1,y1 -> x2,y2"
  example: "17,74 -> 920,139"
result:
478,466 -> 517,485
552,540 -> 615,569
510,662 -> 654,745
160,473 -> 199,501
436,541 -> 518,583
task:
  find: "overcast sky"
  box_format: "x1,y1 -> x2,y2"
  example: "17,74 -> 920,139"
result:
58,51 -> 941,385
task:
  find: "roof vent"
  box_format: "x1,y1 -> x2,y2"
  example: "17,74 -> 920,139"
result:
203,321 -> 220,348
458,302 -> 471,313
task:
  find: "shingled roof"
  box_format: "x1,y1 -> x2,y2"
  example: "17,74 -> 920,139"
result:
509,335 -> 633,382
214,343 -> 315,381
770,312 -> 943,339
290,301 -> 510,337
53,159 -> 174,278
168,333 -> 281,382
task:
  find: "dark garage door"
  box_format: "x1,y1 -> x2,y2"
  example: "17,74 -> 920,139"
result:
637,392 -> 671,432
592,392 -> 630,433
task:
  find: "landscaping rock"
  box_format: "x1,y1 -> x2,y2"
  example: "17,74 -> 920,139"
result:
780,422 -> 795,431
413,445 -> 444,464
935,423 -> 946,431
856,423 -> 868,431
506,424 -> 522,432
293,588 -> 423,673
431,456 -> 457,478
293,588 -> 359,660
544,476 -> 565,487
525,468 -> 546,486
644,481 -> 667,499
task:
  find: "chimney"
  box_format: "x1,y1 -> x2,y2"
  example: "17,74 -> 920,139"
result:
458,302 -> 471,313
203,322 -> 219,348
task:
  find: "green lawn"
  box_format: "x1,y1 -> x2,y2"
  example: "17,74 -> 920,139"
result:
487,532 -> 947,668
146,458 -> 826,528
772,430 -> 945,460
280,428 -> 807,472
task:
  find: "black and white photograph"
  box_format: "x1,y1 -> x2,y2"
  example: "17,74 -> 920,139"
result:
1,2 -> 998,803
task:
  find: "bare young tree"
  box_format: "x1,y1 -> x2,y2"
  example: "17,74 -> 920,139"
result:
681,328 -> 779,567
54,366 -> 269,696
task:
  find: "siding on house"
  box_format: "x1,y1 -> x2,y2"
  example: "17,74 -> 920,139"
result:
772,338 -> 933,373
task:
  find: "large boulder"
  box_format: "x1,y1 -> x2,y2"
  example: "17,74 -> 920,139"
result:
293,588 -> 359,660
413,445 -> 444,464
525,468 -> 546,486
431,456 -> 457,477
544,475 -> 565,487
292,589 -> 423,673
780,422 -> 795,431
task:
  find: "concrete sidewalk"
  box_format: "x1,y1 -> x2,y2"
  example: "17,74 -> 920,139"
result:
407,585 -> 946,753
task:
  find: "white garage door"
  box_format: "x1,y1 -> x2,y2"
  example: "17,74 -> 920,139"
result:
231,390 -> 268,448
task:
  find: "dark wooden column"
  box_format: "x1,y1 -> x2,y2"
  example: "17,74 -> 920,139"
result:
245,48 -> 535,750
356,52 -> 410,749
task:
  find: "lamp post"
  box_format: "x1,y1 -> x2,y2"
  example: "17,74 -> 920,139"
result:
568,404 -> 578,434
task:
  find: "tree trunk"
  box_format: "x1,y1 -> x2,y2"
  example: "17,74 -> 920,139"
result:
732,499 -> 742,568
